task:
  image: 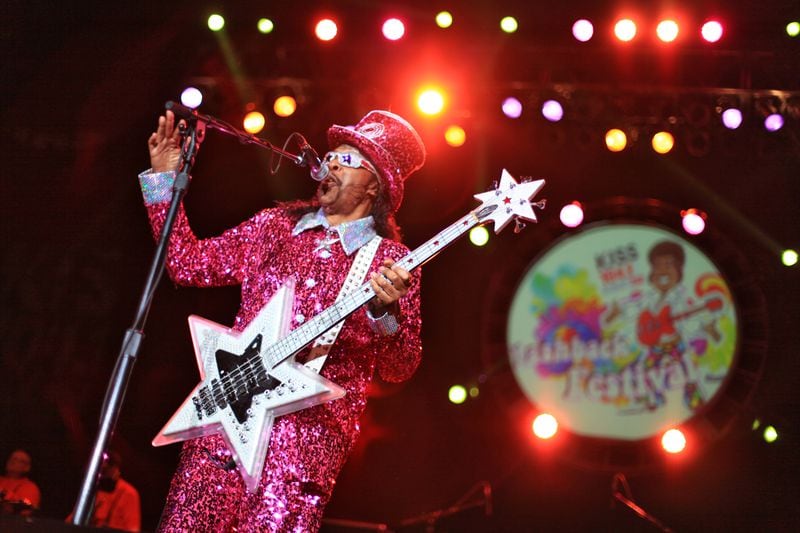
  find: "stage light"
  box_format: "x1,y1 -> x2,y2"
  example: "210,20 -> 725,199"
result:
764,113 -> 784,132
243,111 -> 265,134
572,19 -> 594,42
500,16 -> 518,34
502,97 -> 523,119
661,428 -> 687,453
436,11 -> 453,29
382,18 -> 405,41
273,96 -> 296,117
207,14 -> 225,32
721,108 -> 743,129
541,100 -> 564,122
656,20 -> 679,42
444,125 -> 466,147
614,19 -> 637,42
763,425 -> 778,443
448,385 -> 467,404
417,88 -> 445,115
782,249 -> 798,267
652,131 -> 675,154
532,413 -> 558,440
180,87 -> 203,109
469,226 -> 490,246
315,18 -> 338,41
681,208 -> 706,235
605,128 -> 627,152
701,20 -> 723,43
787,21 -> 800,37
559,202 -> 584,228
257,18 -> 274,34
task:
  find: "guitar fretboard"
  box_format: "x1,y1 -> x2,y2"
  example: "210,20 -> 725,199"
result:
259,211 -> 481,368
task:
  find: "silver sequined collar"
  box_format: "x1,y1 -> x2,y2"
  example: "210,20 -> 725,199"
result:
292,209 -> 377,256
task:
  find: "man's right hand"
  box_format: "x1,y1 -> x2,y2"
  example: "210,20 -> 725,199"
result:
148,110 -> 185,173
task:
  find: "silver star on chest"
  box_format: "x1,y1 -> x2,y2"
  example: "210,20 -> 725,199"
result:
314,229 -> 340,258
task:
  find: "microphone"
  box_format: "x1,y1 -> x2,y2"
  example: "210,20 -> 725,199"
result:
299,141 -> 329,181
164,100 -> 205,122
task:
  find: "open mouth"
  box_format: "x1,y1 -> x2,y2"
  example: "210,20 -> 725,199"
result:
320,177 -> 339,194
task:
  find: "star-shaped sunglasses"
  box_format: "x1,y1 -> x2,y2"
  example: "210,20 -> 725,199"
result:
323,151 -> 378,176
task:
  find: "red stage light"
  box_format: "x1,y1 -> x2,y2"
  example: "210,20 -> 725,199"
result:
382,18 -> 405,41
532,413 -> 558,439
681,208 -> 706,235
416,87 -> 446,116
661,428 -> 687,453
315,18 -> 338,41
560,202 -> 584,228
701,20 -> 723,43
572,19 -> 594,42
656,20 -> 679,42
614,19 -> 637,42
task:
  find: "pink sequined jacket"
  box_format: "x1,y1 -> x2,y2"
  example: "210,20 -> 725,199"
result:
141,174 -> 422,466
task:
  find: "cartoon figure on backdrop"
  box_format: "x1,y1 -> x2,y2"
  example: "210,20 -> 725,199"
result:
607,240 -> 721,411
0,449 -> 40,516
139,108 -> 424,531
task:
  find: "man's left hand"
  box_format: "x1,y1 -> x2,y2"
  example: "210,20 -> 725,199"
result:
369,258 -> 412,312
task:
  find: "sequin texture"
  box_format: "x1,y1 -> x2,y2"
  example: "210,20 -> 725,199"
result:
145,198 -> 422,532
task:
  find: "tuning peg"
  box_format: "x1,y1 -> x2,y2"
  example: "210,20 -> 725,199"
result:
533,199 -> 547,210
514,219 -> 526,233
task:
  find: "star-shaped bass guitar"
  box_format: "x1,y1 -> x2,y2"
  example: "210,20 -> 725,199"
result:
152,280 -> 345,492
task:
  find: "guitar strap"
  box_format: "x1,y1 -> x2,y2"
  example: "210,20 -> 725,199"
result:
303,235 -> 382,373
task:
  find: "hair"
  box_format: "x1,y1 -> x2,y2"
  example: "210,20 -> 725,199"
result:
648,240 -> 685,282
278,187 -> 403,242
648,241 -> 685,267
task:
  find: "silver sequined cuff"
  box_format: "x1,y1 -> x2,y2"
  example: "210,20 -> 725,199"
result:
138,169 -> 176,205
366,308 -> 400,336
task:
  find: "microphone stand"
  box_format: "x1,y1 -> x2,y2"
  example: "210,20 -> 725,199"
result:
397,481 -> 492,532
611,473 -> 674,532
71,115 -> 205,526
70,102 -> 316,526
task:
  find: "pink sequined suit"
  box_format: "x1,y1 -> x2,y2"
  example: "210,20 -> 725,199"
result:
142,185 -> 422,532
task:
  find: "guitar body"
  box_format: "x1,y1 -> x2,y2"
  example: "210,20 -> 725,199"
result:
152,281 -> 346,492
637,297 -> 723,347
637,306 -> 676,346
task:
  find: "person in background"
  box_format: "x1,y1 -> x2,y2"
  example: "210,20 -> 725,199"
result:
0,449 -> 41,516
88,451 -> 141,532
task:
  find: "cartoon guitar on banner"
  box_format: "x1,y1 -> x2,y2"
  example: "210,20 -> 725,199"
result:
152,170 -> 545,491
637,297 -> 723,346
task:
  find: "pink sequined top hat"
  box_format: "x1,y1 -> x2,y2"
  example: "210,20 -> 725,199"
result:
328,110 -> 426,212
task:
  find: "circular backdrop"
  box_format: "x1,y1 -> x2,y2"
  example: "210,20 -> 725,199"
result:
507,223 -> 738,440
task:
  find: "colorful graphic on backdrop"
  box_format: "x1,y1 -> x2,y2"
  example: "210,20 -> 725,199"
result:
507,224 -> 737,440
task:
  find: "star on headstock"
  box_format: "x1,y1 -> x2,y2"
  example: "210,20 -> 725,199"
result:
473,169 -> 546,233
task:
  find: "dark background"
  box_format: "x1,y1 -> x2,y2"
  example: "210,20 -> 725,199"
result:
2,1 -> 798,531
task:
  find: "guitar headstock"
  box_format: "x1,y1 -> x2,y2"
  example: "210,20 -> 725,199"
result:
473,169 -> 546,234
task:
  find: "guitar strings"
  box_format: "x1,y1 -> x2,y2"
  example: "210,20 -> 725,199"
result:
207,215 -> 476,406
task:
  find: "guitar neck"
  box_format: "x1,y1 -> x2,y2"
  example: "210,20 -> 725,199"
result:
264,211 -> 481,367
